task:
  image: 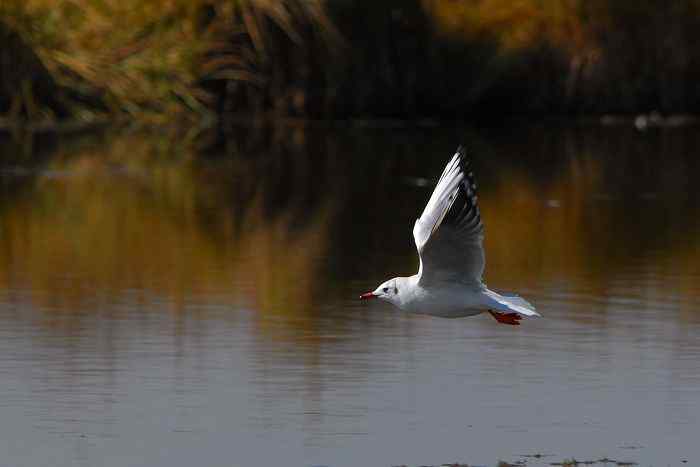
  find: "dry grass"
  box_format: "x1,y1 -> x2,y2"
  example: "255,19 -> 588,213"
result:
425,0 -> 591,54
423,0 -> 700,114
0,0 -> 333,122
4,0 -> 700,121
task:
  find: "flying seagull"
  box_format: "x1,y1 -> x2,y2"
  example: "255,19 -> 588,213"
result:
360,146 -> 539,325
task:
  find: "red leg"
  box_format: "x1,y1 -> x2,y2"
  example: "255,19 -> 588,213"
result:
489,310 -> 522,325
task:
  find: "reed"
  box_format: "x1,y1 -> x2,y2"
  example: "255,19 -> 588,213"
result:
4,0 -> 700,122
0,0 -> 333,122
211,0 -> 700,118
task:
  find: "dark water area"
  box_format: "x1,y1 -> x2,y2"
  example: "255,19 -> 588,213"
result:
0,124 -> 699,467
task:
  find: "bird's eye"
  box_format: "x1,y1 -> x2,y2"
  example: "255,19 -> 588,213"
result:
382,287 -> 389,293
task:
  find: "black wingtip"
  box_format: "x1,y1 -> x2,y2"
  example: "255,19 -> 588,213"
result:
442,144 -> 482,233
453,144 -> 471,171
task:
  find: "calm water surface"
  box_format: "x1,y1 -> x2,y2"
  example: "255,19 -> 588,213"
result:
0,125 -> 699,467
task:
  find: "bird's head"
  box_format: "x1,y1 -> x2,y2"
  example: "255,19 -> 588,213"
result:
360,278 -> 402,305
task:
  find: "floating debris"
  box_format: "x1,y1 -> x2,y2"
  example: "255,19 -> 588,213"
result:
550,458 -> 637,466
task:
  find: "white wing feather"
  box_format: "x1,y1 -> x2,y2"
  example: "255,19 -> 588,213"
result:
412,147 -> 485,285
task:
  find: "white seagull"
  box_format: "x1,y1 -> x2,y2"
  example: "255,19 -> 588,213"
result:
360,146 -> 540,325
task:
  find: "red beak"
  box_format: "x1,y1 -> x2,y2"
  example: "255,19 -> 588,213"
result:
360,292 -> 377,300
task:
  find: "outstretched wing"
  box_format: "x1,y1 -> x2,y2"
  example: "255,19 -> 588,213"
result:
412,146 -> 485,285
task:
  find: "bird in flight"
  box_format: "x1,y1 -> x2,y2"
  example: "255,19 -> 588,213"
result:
360,146 -> 539,325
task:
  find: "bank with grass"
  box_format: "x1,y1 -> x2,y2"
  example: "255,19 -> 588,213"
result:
3,0 -> 700,125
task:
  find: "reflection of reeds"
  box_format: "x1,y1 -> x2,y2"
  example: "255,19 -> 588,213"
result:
1,126 -> 699,331
0,130 -> 335,335
476,128 -> 700,324
338,125 -> 700,324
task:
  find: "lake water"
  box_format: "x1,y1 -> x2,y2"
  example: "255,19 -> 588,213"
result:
0,123 -> 698,467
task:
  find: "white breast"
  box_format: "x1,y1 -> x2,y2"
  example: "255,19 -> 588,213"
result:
398,280 -> 487,318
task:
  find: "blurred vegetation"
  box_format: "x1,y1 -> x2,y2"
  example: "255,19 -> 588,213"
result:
0,0 -> 333,123
4,0 -> 700,122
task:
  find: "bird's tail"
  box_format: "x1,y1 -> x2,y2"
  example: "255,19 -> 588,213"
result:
481,289 -> 540,317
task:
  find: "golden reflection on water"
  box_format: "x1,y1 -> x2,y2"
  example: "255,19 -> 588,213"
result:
0,131 -> 336,341
480,148 -> 700,324
1,126 -> 699,331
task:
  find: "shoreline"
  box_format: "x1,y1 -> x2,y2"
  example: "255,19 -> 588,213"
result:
2,112 -> 700,136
